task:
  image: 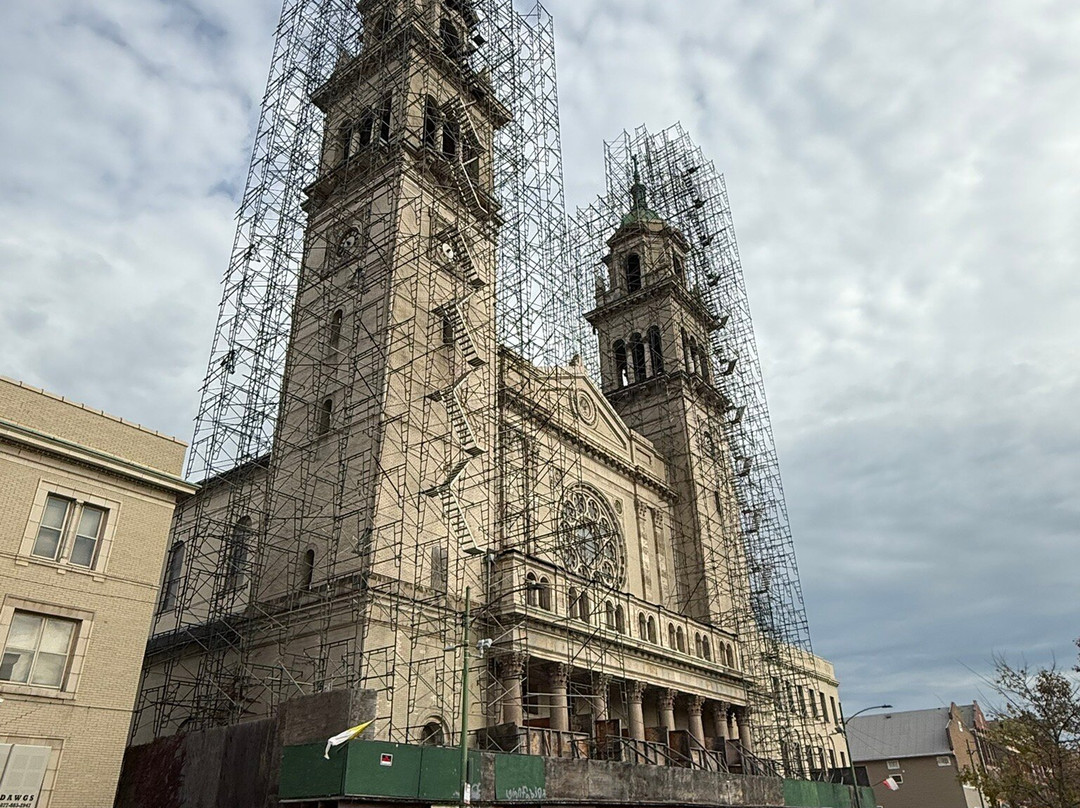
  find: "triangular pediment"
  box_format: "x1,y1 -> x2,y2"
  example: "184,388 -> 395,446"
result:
498,348 -> 663,474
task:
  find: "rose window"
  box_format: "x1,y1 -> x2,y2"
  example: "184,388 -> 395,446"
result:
558,486 -> 625,587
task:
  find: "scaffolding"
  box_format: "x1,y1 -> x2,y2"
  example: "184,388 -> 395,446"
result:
570,123 -> 825,775
132,0 -> 833,783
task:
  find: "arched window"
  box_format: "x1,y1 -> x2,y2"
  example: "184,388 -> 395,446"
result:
356,109 -> 374,150
630,333 -> 647,383
431,545 -> 448,593
378,94 -> 392,144
329,309 -> 343,354
647,326 -> 664,375
695,633 -> 703,657
419,720 -> 445,746
423,96 -> 441,150
688,336 -> 699,375
160,540 -> 185,611
538,577 -> 552,611
668,623 -> 677,648
727,645 -> 736,668
676,626 -> 686,653
605,601 -> 615,629
681,328 -> 693,374
373,8 -> 394,37
625,253 -> 642,292
442,114 -> 459,158
440,18 -> 462,59
568,586 -> 577,617
578,591 -> 591,623
339,121 -> 355,162
224,516 -> 251,591
647,616 -> 657,643
673,252 -> 685,281
302,548 -> 315,590
526,572 -> 539,606
700,344 -> 711,382
702,637 -> 711,661
615,604 -> 625,634
613,340 -> 628,388
638,613 -> 648,639
317,398 -> 333,436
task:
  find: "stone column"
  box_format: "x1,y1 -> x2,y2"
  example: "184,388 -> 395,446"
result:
734,705 -> 754,752
627,681 -> 646,741
499,653 -> 526,726
592,673 -> 612,723
687,695 -> 706,745
713,701 -> 730,741
658,687 -> 676,730
549,663 -> 570,732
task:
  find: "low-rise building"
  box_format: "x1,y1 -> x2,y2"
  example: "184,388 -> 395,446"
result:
0,377 -> 194,807
848,702 -> 993,808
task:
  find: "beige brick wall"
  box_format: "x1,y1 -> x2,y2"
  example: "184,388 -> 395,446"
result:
0,376 -> 186,474
0,382 -> 192,808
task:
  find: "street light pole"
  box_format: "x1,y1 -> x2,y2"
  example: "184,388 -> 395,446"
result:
837,703 -> 892,808
459,586 -> 471,808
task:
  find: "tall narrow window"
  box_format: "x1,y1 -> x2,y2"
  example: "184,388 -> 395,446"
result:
378,94 -> 392,143
161,541 -> 186,611
440,18 -> 462,59
647,616 -> 656,643
538,577 -> 552,611
615,605 -> 625,633
638,613 -> 648,639
224,516 -> 251,591
567,587 -> 577,617
442,115 -> 459,158
526,572 -> 539,606
356,110 -> 374,150
630,333 -> 646,383
302,548 -> 315,590
676,626 -> 686,652
613,340 -> 628,388
317,398 -> 333,436
625,253 -> 642,292
69,504 -> 105,568
668,623 -> 677,648
682,328 -> 693,374
673,252 -> 685,281
328,309 -> 343,354
339,121 -> 354,162
702,637 -> 711,660
647,326 -> 664,375
442,311 -> 456,345
423,96 -> 440,149
688,336 -> 700,375
604,601 -> 615,629
430,545 -> 448,593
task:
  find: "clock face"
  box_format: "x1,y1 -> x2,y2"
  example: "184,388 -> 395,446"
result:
558,486 -> 625,587
338,227 -> 361,257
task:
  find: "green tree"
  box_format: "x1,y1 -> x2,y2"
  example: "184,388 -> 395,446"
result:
962,649 -> 1080,808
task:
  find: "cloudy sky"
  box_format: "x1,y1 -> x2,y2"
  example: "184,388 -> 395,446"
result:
2,0 -> 1078,714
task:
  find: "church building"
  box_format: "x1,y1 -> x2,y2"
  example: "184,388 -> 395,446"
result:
131,0 -> 848,788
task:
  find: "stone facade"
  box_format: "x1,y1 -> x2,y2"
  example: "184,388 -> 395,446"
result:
132,0 -> 847,784
0,376 -> 194,807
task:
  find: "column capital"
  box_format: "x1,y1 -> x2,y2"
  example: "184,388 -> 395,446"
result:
627,680 -> 646,704
686,694 -> 705,716
500,652 -> 526,679
550,662 -> 570,689
592,672 -> 612,692
657,687 -> 676,711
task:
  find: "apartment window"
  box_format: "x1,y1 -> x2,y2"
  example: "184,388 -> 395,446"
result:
937,756 -> 952,767
31,494 -> 107,569
0,613 -> 77,689
886,759 -> 900,770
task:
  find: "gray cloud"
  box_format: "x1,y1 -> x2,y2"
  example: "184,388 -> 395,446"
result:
2,0 -> 1077,712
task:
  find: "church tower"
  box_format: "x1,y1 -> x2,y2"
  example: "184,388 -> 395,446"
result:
259,0 -> 510,730
585,168 -> 743,627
